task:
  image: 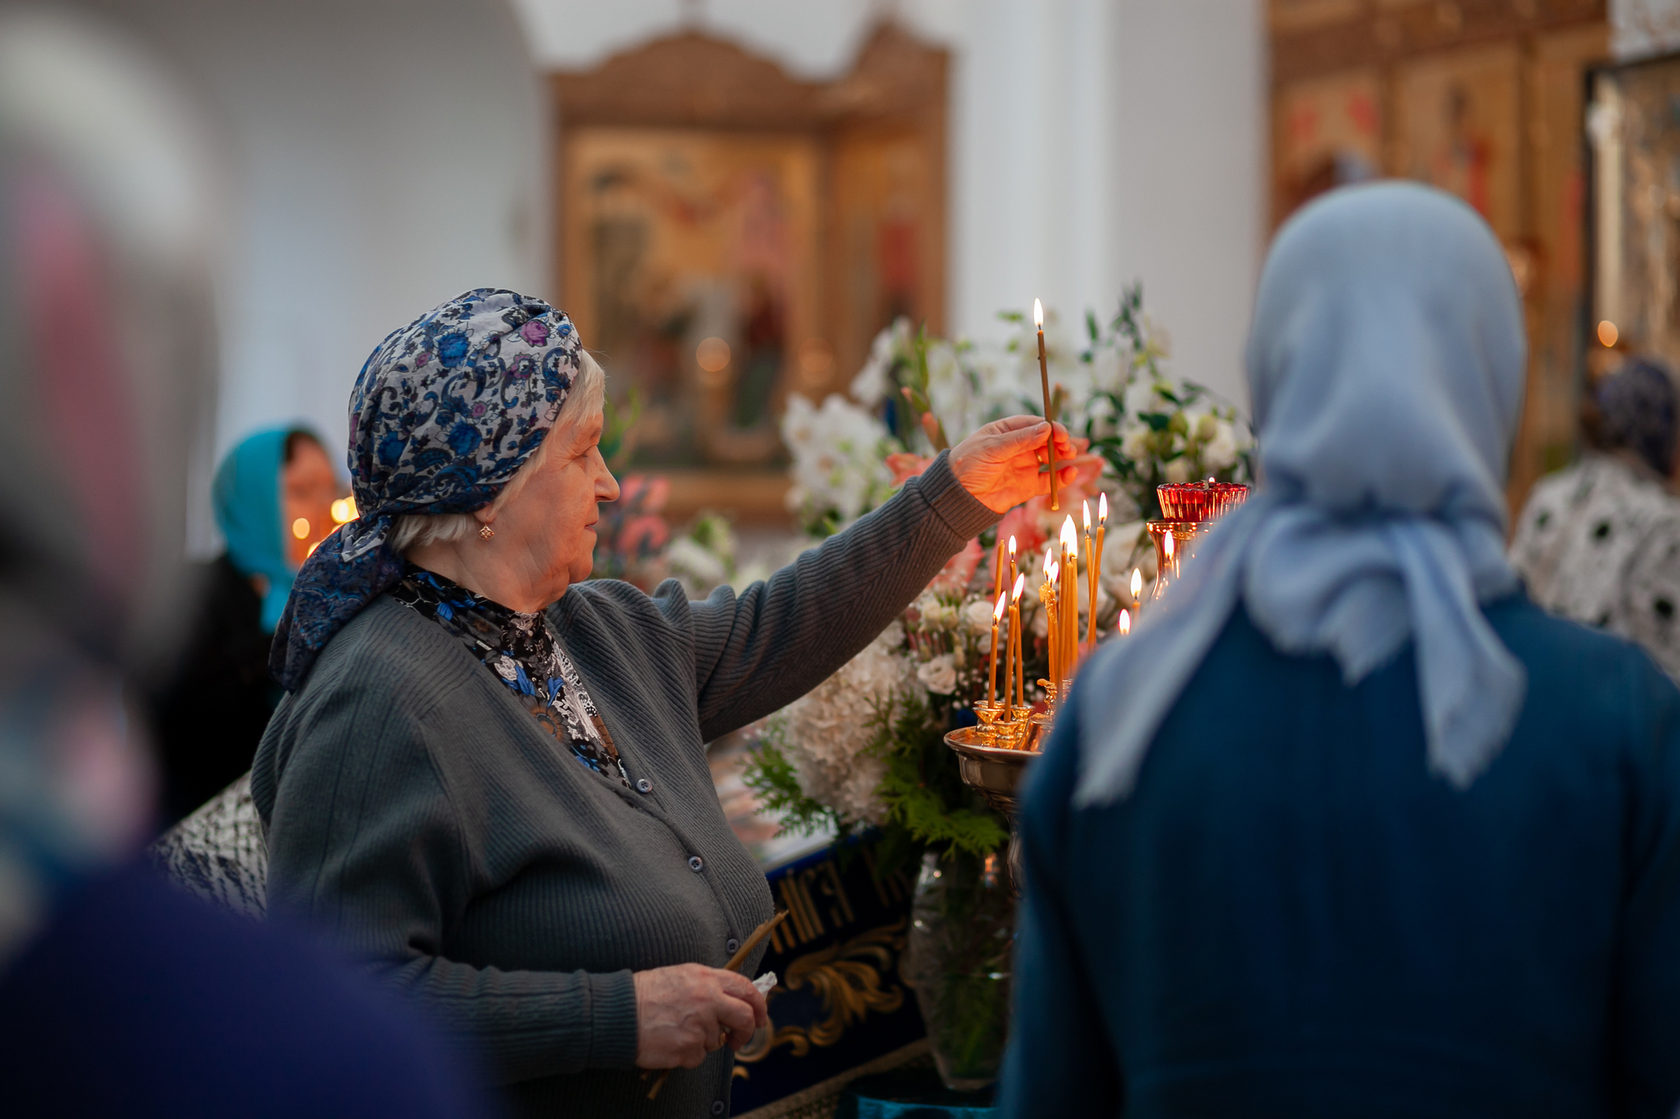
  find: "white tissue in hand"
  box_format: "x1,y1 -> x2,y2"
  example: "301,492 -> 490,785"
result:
753,971 -> 777,994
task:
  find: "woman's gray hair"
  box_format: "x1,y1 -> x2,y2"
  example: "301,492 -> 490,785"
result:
387,350 -> 606,555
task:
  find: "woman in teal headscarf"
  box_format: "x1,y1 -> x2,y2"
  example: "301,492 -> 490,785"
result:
999,183 -> 1680,1117
151,425 -> 337,824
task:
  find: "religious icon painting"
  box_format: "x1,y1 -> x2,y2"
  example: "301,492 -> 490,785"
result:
1271,67 -> 1384,227
1393,43 -> 1524,241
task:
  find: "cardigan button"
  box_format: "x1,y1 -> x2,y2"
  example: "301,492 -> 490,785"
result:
688,855 -> 705,872
710,1102 -> 726,1116
635,778 -> 653,794
725,937 -> 739,954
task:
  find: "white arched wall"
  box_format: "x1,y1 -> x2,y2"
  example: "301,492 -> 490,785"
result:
77,0 -> 549,548
88,0 -> 1264,551
514,0 -> 1266,405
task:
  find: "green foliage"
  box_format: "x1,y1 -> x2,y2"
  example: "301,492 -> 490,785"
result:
742,722 -> 852,842
743,685 -> 1008,883
867,691 -> 1008,861
599,389 -> 644,470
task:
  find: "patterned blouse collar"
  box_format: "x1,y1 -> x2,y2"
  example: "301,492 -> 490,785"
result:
391,565 -> 630,788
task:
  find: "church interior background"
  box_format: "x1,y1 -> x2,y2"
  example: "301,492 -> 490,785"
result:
33,1 -> 1680,1114
67,0 -> 1680,545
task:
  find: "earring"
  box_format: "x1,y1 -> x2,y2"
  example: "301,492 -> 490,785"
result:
479,524 -> 494,541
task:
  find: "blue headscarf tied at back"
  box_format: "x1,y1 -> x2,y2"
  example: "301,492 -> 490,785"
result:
1074,182 -> 1529,807
271,288 -> 581,691
212,426 -> 306,633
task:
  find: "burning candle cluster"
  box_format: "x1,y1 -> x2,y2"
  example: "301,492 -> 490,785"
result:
975,497 -> 1139,750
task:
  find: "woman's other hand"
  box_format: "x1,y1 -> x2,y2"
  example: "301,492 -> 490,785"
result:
633,964 -> 770,1069
949,416 -> 1092,513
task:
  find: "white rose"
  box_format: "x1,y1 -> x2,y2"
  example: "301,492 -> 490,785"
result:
916,653 -> 958,695
665,536 -> 728,592
1202,420 -> 1241,472
1123,377 -> 1170,418
1120,423 -> 1152,463
962,597 -> 999,636
850,322 -> 906,403
1089,345 -> 1125,395
1164,456 -> 1194,484
924,597 -> 960,631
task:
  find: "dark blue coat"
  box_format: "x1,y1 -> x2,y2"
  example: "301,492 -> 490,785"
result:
999,594 -> 1680,1118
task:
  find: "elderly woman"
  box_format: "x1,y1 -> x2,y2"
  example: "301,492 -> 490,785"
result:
1511,356 -> 1680,680
253,289 -> 1072,1118
999,185 -> 1680,1117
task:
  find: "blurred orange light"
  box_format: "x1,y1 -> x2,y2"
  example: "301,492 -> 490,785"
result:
291,517 -> 310,540
796,338 -> 834,388
696,336 -> 731,373
330,496 -> 357,524
1597,320 -> 1619,348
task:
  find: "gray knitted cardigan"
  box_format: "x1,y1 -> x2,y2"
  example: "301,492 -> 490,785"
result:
251,453 -> 997,1118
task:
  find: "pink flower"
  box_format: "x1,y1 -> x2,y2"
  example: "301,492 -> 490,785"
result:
520,319 -> 550,346
618,474 -> 670,515
886,452 -> 933,486
927,537 -> 983,595
995,503 -> 1049,558
619,514 -> 669,559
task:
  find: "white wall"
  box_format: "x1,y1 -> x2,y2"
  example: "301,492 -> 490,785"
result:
77,0 -> 549,547
1111,1 -> 1266,406
511,0 -> 1267,405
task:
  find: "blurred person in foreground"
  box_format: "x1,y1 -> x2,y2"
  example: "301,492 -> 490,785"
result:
1511,356 -> 1680,680
149,424 -> 336,823
0,9 -> 492,1115
254,286 -> 1079,1118
999,184 -> 1680,1118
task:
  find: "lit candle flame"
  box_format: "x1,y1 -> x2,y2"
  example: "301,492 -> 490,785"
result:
1044,545 -> 1056,575
1008,534 -> 1017,560
1082,499 -> 1091,533
1060,515 -> 1078,554
1119,609 -> 1132,636
1012,572 -> 1025,601
1164,533 -> 1175,560
292,517 -> 311,540
1130,567 -> 1143,599
1046,557 -> 1059,583
993,592 -> 1007,623
1033,298 -> 1044,329
1098,492 -> 1108,524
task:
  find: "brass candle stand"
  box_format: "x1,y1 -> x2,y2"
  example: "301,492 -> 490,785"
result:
943,721 -> 1039,893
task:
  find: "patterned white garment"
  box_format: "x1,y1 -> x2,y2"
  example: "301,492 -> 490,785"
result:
149,772 -> 268,918
1510,453 -> 1680,680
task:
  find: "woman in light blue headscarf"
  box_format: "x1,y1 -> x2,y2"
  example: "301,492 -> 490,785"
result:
150,425 -> 336,823
998,183 -> 1680,1118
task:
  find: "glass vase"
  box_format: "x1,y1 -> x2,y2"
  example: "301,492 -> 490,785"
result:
902,848 -> 1016,1091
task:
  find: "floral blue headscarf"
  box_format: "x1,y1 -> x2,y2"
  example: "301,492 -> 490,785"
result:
272,289 -> 581,691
